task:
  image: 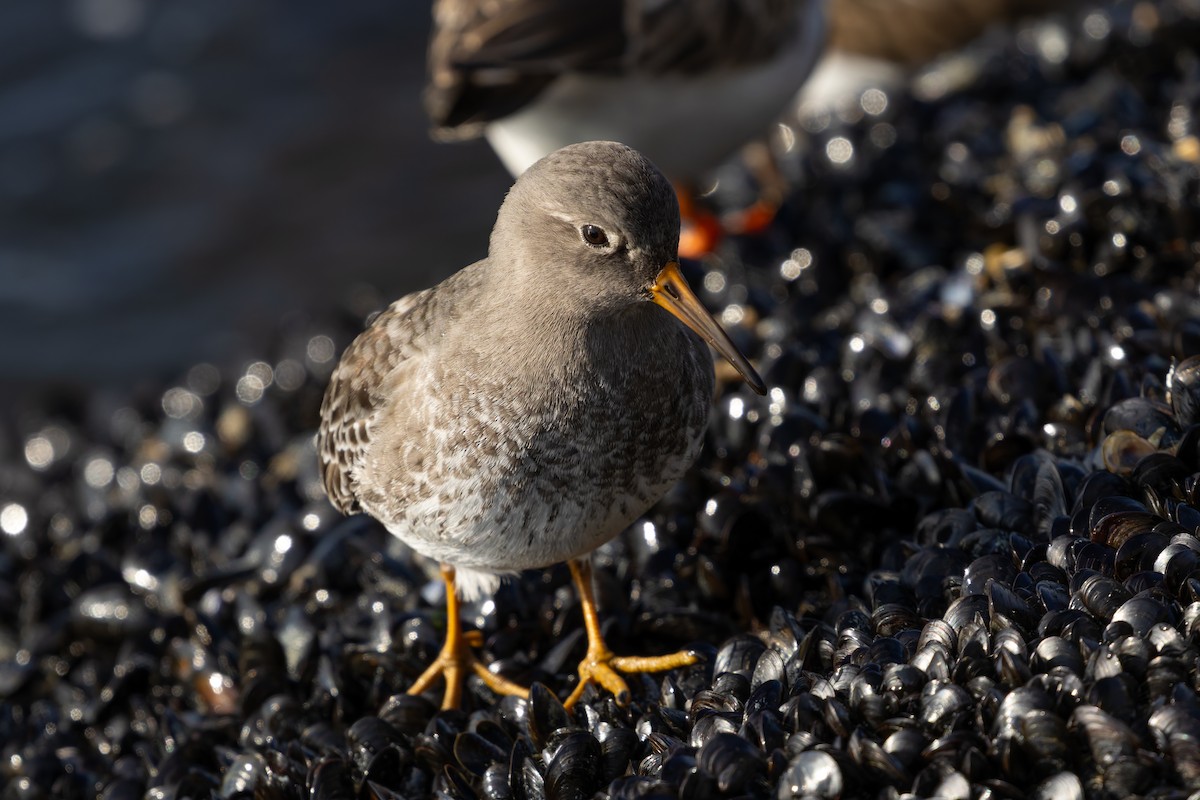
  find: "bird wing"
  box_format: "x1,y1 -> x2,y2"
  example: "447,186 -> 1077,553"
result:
628,0 -> 812,73
425,0 -> 811,138
426,0 -> 623,137
317,288 -> 436,515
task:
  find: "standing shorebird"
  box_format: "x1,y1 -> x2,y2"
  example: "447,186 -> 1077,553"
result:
424,0 -> 827,255
318,141 -> 765,709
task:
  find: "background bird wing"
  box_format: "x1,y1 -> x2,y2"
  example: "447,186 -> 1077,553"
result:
317,288 -> 435,515
627,0 -> 812,73
426,0 -> 624,137
425,0 -> 811,138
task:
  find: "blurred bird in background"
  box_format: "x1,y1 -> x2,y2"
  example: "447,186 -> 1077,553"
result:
424,0 -> 1066,256
424,0 -> 828,257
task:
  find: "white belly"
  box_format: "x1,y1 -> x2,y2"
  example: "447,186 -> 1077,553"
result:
486,2 -> 827,179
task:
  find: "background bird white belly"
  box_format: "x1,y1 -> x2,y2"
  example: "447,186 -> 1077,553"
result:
485,2 -> 827,178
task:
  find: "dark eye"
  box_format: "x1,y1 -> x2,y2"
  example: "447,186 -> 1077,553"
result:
580,224 -> 609,247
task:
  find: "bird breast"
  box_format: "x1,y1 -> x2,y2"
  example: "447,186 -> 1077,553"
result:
360,310 -> 715,574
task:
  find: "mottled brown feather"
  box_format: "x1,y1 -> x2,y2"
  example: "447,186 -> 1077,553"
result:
317,287 -> 435,514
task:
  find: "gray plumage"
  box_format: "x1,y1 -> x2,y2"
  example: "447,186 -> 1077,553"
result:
318,141 -> 714,599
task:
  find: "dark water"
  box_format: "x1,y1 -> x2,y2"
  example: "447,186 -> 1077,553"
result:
0,0 -> 512,387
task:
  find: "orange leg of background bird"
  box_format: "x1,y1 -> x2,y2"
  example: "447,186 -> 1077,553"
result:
676,180 -> 781,259
562,558 -> 699,710
724,198 -> 779,237
722,140 -> 786,238
407,564 -> 529,709
676,188 -> 724,260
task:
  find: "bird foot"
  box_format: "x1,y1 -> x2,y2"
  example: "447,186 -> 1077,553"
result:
563,645 -> 700,710
405,565 -> 529,709
408,628 -> 529,709
561,557 -> 702,709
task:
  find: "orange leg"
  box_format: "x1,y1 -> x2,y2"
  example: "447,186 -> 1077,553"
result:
676,184 -> 781,259
723,198 -> 779,237
677,188 -> 725,259
562,558 -> 699,710
723,139 -> 785,237
407,564 -> 529,709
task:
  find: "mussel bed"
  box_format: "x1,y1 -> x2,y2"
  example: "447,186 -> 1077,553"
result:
5,2 -> 1200,799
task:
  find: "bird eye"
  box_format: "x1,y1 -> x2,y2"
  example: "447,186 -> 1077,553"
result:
580,224 -> 609,247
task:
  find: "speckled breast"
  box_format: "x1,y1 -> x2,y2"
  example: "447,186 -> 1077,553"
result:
374,320 -> 716,574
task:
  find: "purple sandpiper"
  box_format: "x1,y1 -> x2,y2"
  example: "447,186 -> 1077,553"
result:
318,141 -> 765,709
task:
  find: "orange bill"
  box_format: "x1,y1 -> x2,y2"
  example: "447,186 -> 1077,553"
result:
649,262 -> 766,395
